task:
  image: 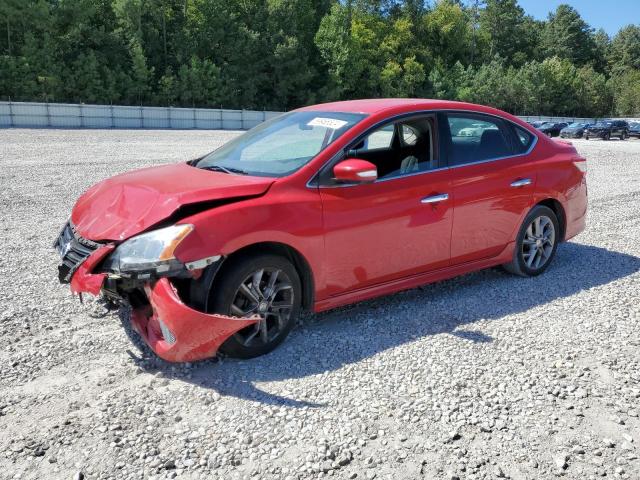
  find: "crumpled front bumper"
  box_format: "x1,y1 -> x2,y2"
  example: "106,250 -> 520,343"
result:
68,249 -> 259,363
130,279 -> 259,362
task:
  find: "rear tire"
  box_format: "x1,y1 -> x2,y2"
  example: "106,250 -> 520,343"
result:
503,205 -> 560,277
208,253 -> 302,359
621,131 -> 627,140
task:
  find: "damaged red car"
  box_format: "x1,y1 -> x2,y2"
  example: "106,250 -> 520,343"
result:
55,99 -> 588,362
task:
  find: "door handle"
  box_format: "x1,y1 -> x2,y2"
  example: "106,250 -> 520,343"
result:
510,178 -> 532,188
421,193 -> 449,204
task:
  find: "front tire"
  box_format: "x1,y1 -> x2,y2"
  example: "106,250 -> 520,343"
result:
503,206 -> 559,277
208,253 -> 302,359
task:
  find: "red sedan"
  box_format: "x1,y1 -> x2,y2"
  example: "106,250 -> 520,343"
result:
55,99 -> 588,362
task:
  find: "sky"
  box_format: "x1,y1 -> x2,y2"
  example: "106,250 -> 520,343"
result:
517,0 -> 638,36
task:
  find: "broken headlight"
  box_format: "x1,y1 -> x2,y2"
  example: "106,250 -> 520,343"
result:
101,224 -> 193,277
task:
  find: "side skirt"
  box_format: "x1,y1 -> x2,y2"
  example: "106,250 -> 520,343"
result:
313,241 -> 516,313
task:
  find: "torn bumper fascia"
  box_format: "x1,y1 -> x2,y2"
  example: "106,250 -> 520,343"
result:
69,248 -> 260,363
130,279 -> 259,362
70,245 -> 115,295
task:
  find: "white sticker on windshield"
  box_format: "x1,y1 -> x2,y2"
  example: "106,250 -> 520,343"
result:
307,117 -> 349,130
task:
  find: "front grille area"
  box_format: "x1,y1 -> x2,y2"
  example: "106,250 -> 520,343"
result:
55,222 -> 103,283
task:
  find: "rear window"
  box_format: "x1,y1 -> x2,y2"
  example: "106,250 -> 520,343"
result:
445,113 -> 512,166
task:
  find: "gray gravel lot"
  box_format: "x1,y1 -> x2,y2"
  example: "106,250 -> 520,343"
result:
0,130 -> 639,480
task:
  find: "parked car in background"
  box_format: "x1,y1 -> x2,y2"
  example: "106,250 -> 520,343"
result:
628,122 -> 640,138
560,122 -> 591,139
458,122 -> 499,137
55,99 -> 588,362
537,122 -> 568,137
528,121 -> 546,128
585,120 -> 629,140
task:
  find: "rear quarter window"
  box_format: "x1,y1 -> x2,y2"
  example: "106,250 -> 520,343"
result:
513,125 -> 535,154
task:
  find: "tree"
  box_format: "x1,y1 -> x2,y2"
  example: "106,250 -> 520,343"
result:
592,28 -> 610,73
315,3 -> 388,98
478,0 -> 539,66
541,4 -> 596,66
574,65 -> 612,117
609,24 -> 640,72
424,0 -> 472,67
610,70 -> 640,116
0,0 -> 633,116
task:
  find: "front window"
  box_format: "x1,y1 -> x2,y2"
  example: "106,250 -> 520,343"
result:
346,115 -> 439,179
568,122 -> 584,128
195,111 -> 366,177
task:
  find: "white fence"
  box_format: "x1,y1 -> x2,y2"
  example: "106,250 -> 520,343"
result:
0,102 -> 282,130
2,101 -> 634,131
518,115 -> 601,124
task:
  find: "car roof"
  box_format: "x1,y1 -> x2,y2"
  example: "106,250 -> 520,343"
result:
297,98 -> 482,115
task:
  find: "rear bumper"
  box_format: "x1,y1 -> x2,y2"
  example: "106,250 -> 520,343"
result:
67,250 -> 259,363
564,178 -> 588,241
586,131 -> 608,138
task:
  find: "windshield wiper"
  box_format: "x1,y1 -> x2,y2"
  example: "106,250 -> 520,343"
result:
201,165 -> 249,175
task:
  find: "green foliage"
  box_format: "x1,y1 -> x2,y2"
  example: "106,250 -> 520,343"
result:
0,0 -> 638,116
478,0 -> 539,66
609,25 -> 640,72
610,69 -> 640,115
542,4 -> 597,66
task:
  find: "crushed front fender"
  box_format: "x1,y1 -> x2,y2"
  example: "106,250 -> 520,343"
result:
130,278 -> 260,363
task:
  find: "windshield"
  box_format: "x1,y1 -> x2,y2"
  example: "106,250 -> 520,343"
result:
593,121 -> 612,127
568,122 -> 584,128
196,111 -> 366,177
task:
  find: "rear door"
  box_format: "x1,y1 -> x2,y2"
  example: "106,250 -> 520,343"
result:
443,112 -> 537,265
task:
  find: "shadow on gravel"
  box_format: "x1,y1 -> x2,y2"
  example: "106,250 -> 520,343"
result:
125,242 -> 640,407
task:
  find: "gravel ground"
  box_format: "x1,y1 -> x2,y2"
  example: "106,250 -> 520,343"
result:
0,130 -> 639,480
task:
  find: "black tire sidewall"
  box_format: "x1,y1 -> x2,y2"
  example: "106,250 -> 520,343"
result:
513,206 -> 560,277
209,253 -> 302,359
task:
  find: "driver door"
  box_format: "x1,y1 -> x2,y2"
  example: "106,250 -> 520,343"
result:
318,115 -> 452,296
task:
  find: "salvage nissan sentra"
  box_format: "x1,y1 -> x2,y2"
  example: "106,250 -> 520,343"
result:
55,99 -> 588,362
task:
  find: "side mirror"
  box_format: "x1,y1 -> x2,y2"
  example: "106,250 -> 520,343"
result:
333,159 -> 378,183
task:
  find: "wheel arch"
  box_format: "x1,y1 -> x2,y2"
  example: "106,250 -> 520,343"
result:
535,198 -> 566,241
215,241 -> 315,311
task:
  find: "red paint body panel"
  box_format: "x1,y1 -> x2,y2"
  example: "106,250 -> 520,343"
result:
62,99 -> 588,362
449,157 -> 537,265
131,279 -> 259,362
318,170 -> 452,295
69,245 -> 115,295
315,241 -> 516,312
72,163 -> 274,241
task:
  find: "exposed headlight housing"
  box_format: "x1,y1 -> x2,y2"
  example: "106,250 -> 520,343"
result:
102,224 -> 193,277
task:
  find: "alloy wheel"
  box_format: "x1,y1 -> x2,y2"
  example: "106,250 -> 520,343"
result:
521,215 -> 556,270
230,268 -> 294,347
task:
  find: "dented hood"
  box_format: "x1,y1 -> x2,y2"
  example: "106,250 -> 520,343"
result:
72,163 -> 274,241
